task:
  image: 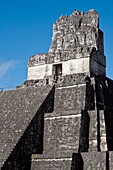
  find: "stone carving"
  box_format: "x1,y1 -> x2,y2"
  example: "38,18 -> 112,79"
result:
49,9 -> 99,55
28,9 -> 106,81
29,9 -> 103,67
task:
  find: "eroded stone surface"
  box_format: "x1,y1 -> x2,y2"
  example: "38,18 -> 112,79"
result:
28,9 -> 106,81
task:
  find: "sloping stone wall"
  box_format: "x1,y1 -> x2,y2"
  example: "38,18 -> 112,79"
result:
54,85 -> 86,112
0,86 -> 54,169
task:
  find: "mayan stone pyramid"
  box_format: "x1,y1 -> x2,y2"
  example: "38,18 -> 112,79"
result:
0,9 -> 113,170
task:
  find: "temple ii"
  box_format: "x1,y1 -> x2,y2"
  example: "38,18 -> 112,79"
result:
0,9 -> 113,170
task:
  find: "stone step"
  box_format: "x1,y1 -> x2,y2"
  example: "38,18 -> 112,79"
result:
44,110 -> 81,118
54,84 -> 86,112
0,85 -> 53,168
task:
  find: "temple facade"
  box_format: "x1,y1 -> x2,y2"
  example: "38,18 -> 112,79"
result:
0,9 -> 113,170
28,9 -> 106,84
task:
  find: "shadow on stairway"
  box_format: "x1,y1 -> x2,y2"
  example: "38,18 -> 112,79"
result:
1,86 -> 55,170
71,153 -> 84,170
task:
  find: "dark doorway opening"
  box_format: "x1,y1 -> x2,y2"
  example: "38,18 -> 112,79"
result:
53,64 -> 62,83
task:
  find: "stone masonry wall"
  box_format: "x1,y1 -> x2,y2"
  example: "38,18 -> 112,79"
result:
0,86 -> 54,169
28,9 -> 106,81
31,75 -> 113,170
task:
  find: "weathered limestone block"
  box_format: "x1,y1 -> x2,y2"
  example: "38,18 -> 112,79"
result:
31,158 -> 72,170
99,110 -> 107,151
49,9 -> 100,54
28,9 -> 106,81
54,85 -> 86,111
43,114 -> 81,156
88,110 -> 98,151
81,152 -> 106,169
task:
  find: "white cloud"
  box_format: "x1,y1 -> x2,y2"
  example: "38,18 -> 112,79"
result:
0,60 -> 20,78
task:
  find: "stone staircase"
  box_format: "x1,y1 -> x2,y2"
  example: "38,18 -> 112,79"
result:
31,78 -> 113,169
1,75 -> 113,169
31,84 -> 86,169
0,85 -> 53,169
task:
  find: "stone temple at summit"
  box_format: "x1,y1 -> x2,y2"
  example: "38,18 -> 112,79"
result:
0,9 -> 113,169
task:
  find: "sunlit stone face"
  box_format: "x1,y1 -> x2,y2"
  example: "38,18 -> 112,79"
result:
28,9 -> 106,81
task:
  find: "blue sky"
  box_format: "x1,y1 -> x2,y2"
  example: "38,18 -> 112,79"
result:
0,0 -> 113,88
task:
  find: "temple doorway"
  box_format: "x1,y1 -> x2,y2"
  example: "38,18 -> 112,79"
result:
53,64 -> 62,82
